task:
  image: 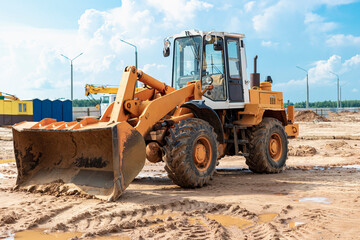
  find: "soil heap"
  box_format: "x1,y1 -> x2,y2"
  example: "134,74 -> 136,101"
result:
295,110 -> 330,122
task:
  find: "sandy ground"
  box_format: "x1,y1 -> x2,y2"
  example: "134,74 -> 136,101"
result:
1,112 -> 360,240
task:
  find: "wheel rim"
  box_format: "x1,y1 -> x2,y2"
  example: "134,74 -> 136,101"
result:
193,136 -> 212,170
268,133 -> 282,162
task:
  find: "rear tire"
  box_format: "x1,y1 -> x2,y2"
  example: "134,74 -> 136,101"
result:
163,118 -> 218,188
245,117 -> 288,173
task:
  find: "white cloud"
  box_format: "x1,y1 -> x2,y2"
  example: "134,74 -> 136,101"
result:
275,54 -> 360,89
352,88 -> 358,92
308,55 -> 342,84
304,12 -> 337,32
146,0 -> 213,26
143,63 -> 167,72
252,0 -> 352,34
244,1 -> 255,12
343,54 -> 360,67
326,34 -> 360,47
261,40 -> 279,47
0,0 -> 213,99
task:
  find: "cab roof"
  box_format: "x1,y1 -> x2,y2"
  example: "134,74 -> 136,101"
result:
169,30 -> 245,40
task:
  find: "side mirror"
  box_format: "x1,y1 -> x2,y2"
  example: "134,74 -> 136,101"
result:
213,39 -> 223,51
163,39 -> 171,57
163,47 -> 170,57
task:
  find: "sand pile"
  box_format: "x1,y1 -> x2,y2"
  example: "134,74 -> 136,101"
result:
288,145 -> 317,156
325,140 -> 349,150
328,110 -> 360,122
295,110 -> 330,122
16,180 -> 95,199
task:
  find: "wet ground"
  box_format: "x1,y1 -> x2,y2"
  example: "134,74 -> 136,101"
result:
1,118 -> 360,239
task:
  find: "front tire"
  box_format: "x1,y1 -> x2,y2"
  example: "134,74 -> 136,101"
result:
163,118 -> 218,188
245,117 -> 288,173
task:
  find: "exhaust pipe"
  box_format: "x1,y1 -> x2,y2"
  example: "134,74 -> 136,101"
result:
250,55 -> 260,88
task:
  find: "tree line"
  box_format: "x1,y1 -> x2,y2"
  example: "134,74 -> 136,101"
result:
285,100 -> 360,108
72,98 -> 360,108
72,99 -> 100,107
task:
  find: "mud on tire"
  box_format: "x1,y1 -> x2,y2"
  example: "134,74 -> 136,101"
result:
245,117 -> 288,173
163,118 -> 218,188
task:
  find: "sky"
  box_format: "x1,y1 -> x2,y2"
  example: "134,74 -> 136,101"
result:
0,0 -> 359,103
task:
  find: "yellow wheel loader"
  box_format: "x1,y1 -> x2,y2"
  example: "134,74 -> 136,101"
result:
12,30 -> 298,201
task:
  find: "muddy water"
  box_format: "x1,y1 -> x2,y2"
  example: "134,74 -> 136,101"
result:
258,213 -> 277,223
299,197 -> 331,204
288,221 -> 305,228
4,228 -> 131,240
206,214 -> 253,228
0,159 -> 15,164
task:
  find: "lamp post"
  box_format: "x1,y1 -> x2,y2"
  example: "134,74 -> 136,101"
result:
61,53 -> 83,101
119,39 -> 137,70
329,71 -> 339,110
296,66 -> 309,108
339,82 -> 348,109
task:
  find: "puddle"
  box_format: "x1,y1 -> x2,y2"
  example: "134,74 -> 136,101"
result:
258,213 -> 277,223
312,166 -> 325,171
206,214 -> 253,228
288,221 -> 305,228
0,159 -> 15,164
299,197 -> 331,204
342,165 -> 360,170
0,163 -> 16,168
273,192 -> 293,196
2,229 -> 131,240
5,229 -> 82,240
136,172 -> 168,179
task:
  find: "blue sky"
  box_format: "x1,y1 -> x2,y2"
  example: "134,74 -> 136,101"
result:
0,0 -> 359,103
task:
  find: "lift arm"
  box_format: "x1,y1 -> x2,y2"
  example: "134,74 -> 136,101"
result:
0,92 -> 20,101
85,84 -> 118,96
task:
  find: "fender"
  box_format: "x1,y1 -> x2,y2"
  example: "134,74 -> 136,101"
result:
181,100 -> 224,144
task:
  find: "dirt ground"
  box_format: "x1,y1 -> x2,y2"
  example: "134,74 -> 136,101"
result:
1,111 -> 360,240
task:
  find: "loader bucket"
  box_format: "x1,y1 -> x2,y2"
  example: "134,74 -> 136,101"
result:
12,120 -> 146,201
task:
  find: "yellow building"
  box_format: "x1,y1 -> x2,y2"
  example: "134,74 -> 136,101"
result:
0,100 -> 33,125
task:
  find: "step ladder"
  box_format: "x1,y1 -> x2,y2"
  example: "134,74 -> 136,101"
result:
224,124 -> 249,157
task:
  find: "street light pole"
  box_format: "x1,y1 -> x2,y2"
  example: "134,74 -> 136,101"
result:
340,86 -> 342,108
296,66 -> 309,108
329,71 -> 339,110
119,39 -> 138,70
61,53 -> 83,101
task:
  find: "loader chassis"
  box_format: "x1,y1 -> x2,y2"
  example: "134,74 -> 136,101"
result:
12,30 -> 299,201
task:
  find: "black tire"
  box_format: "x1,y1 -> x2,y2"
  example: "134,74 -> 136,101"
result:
245,117 -> 288,173
163,118 -> 218,188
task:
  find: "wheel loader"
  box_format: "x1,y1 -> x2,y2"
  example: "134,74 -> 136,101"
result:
12,30 -> 299,201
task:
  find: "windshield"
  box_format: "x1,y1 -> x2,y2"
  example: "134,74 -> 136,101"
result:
101,96 -> 109,104
172,36 -> 201,89
202,36 -> 226,100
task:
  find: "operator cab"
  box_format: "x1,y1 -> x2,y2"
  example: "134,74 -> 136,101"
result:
99,94 -> 116,116
164,30 -> 249,109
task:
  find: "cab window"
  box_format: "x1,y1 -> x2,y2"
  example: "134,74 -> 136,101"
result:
101,96 -> 109,104
227,40 -> 241,79
172,36 -> 202,89
201,36 -> 226,101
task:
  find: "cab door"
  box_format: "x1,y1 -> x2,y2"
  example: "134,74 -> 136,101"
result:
225,37 -> 244,102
